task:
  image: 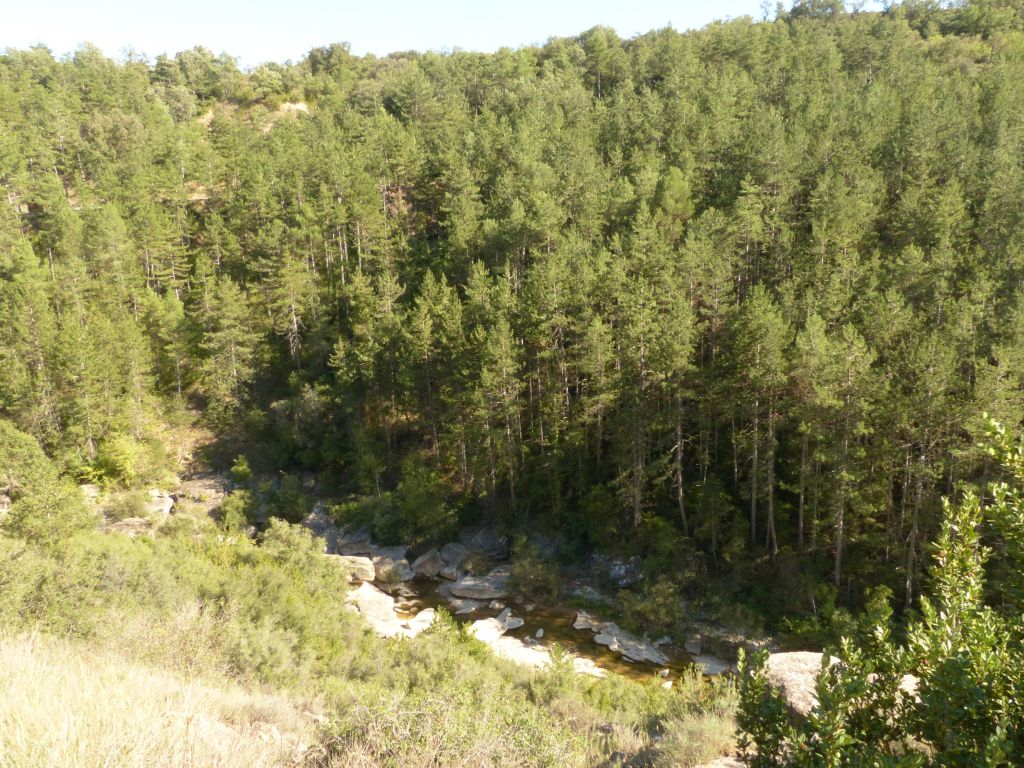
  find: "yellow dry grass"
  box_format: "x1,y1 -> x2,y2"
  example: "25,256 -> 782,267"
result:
0,632 -> 316,768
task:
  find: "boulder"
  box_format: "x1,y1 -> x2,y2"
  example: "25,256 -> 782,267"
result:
451,565 -> 512,599
572,657 -> 607,678
439,565 -> 461,581
684,634 -> 703,655
469,608 -> 524,643
411,548 -> 444,578
337,532 -> 407,563
402,607 -> 436,636
460,527 -> 510,559
371,555 -> 414,584
336,527 -> 371,550
144,489 -> 174,524
497,607 -> 524,630
346,581 -> 404,638
324,554 -> 375,582
535,628 -> 544,639
439,542 -> 469,568
763,651 -> 838,718
345,581 -> 433,639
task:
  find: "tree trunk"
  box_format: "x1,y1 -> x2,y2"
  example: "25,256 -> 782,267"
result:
766,408 -> 778,557
798,431 -> 808,550
750,400 -> 759,547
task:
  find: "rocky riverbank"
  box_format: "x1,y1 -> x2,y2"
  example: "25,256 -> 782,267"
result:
300,508 -> 753,684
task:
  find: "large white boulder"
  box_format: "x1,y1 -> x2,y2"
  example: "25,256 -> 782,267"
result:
345,582 -> 433,639
467,611 -> 606,678
763,651 -> 837,717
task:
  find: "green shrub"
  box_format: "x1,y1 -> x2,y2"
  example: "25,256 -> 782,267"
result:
219,489 -> 252,531
266,474 -> 309,524
511,539 -> 561,601
229,454 -> 253,485
620,575 -> 686,636
105,490 -> 150,522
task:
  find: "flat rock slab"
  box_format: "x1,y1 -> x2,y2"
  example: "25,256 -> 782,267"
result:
693,655 -> 733,676
346,581 -> 434,639
468,611 -> 606,678
573,611 -> 669,666
450,565 -> 512,599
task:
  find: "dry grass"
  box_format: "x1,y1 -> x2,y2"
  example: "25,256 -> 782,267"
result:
0,632 -> 316,768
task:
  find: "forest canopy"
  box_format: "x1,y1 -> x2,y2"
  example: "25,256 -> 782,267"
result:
4,0 -> 1024,626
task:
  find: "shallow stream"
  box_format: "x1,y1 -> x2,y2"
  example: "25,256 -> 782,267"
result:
390,580 -> 705,682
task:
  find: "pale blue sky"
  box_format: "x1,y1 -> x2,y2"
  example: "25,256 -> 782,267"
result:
6,0 -> 777,68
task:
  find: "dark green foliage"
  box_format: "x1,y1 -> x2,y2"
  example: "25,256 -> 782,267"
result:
5,2 -> 1024,625
737,419 -> 1024,766
510,539 -> 562,601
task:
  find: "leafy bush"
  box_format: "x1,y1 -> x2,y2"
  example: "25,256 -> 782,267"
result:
511,540 -> 561,601
0,419 -> 94,544
265,473 -> 309,524
620,576 -> 686,636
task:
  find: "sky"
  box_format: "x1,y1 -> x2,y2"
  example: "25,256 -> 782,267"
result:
4,0 -> 772,68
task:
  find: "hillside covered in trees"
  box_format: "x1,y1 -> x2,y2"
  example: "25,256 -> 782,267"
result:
5,0 -> 1024,634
